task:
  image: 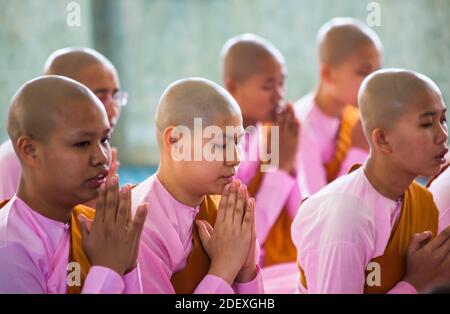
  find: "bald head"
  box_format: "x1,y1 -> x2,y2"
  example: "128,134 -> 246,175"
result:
155,77 -> 242,147
318,17 -> 383,66
43,47 -> 116,80
8,75 -> 105,148
359,69 -> 443,142
221,33 -> 285,83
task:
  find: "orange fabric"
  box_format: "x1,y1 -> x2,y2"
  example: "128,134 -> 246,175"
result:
324,105 -> 361,182
170,195 -> 220,294
426,162 -> 450,188
0,200 -> 9,209
364,182 -> 438,293
298,165 -> 439,293
67,205 -> 96,294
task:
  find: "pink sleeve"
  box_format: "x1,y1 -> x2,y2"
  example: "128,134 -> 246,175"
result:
338,148 -> 369,177
254,169 -> 296,244
232,265 -> 265,294
82,266 -> 125,294
194,275 -> 235,294
386,281 -> 417,294
122,265 -> 143,294
139,233 -> 236,294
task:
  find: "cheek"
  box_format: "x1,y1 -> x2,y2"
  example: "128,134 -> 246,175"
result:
395,132 -> 431,159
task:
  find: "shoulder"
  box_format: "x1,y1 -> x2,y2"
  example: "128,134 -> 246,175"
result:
293,171 -> 375,252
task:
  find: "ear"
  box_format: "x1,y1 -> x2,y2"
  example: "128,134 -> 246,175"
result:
371,128 -> 392,154
163,126 -> 180,152
225,79 -> 238,96
16,136 -> 39,167
319,63 -> 333,84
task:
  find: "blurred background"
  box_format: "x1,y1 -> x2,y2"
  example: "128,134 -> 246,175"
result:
1,0 -> 449,184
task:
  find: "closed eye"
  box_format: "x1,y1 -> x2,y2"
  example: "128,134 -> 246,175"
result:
75,141 -> 90,148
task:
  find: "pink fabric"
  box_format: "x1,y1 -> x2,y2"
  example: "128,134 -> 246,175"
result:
0,140 -> 21,201
261,262 -> 298,294
236,125 -> 302,264
338,148 -> 369,177
0,196 -> 142,294
294,94 -> 368,196
291,166 -> 417,294
131,174 -> 264,294
428,167 -> 450,234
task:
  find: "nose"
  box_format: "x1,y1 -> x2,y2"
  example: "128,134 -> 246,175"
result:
436,120 -> 448,145
274,85 -> 285,103
225,143 -> 241,168
91,141 -> 110,167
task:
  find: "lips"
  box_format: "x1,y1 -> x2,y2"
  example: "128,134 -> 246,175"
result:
221,174 -> 235,182
88,171 -> 109,188
435,148 -> 449,164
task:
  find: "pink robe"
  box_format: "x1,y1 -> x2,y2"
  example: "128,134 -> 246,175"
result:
0,196 -> 142,293
131,174 -> 264,294
0,140 -> 21,200
295,94 -> 368,196
428,167 -> 450,233
291,166 -> 417,294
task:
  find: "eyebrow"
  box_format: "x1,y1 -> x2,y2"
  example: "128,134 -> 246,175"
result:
419,108 -> 447,118
69,128 -> 111,138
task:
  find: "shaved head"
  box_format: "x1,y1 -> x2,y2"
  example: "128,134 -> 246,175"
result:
221,33 -> 285,83
318,17 -> 383,66
8,75 -> 105,149
155,77 -> 242,147
359,69 -> 444,142
43,47 -> 116,80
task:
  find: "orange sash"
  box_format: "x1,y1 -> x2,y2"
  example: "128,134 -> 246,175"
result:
170,195 -> 220,294
67,205 -> 96,294
324,105 -> 360,182
298,165 -> 438,293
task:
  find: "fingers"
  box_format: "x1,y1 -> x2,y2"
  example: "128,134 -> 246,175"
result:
430,226 -> 450,250
196,220 -> 212,248
224,180 -> 238,223
408,231 -> 433,254
217,183 -> 230,223
94,182 -> 106,224
233,186 -> 246,224
202,220 -> 215,235
434,227 -> 450,258
128,203 -> 148,242
242,197 -> 255,232
104,175 -> 120,226
116,185 -> 131,226
78,215 -> 90,242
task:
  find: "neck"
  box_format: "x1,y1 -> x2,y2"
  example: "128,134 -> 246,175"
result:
314,84 -> 345,118
364,153 -> 416,201
16,175 -> 72,223
157,161 -> 205,208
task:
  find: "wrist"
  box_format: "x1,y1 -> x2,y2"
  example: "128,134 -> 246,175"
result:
235,264 -> 257,283
208,262 -> 238,286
